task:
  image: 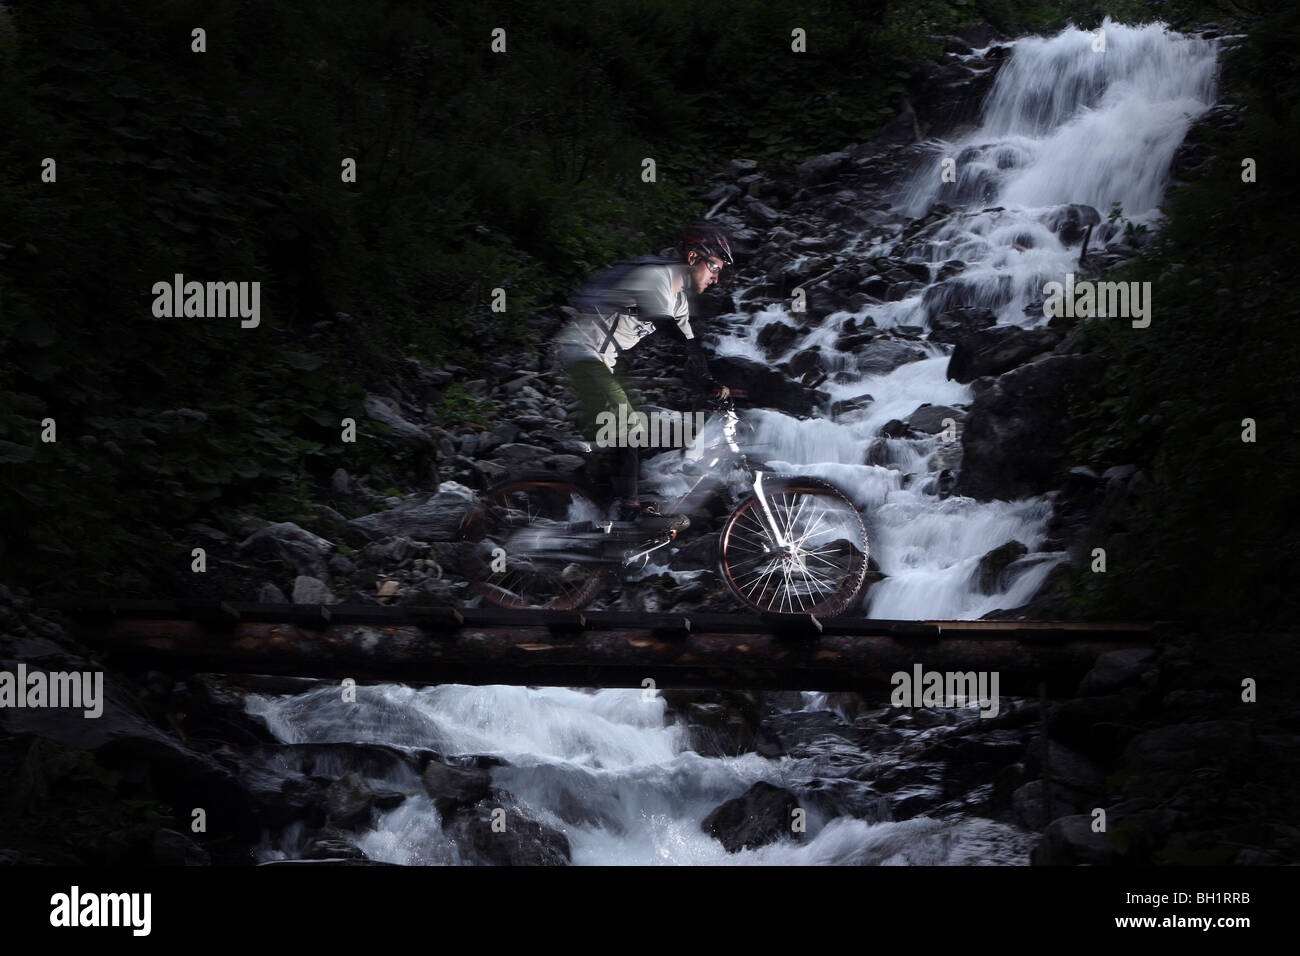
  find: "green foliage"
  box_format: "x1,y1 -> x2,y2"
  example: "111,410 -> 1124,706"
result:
1065,3 -> 1300,625
434,383 -> 499,430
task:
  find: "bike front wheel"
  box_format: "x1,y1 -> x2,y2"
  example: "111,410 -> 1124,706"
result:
457,475 -> 611,611
718,477 -> 868,617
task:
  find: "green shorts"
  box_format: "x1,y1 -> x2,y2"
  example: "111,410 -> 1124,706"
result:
564,359 -> 645,444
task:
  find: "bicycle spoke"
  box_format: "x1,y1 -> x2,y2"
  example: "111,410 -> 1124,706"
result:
721,485 -> 867,617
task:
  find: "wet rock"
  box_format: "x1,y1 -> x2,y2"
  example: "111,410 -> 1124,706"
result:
858,338 -> 927,374
755,709 -> 868,759
422,761 -> 492,821
1044,203 -> 1102,246
710,355 -> 827,417
239,766 -> 328,828
976,540 -> 1028,593
256,742 -> 418,779
662,690 -> 761,756
443,804 -> 571,866
957,353 -> 1104,501
906,403 -> 963,434
879,419 -> 914,439
326,771 -> 375,828
928,306 -> 997,346
831,393 -> 875,420
304,831 -> 369,861
702,781 -> 803,852
946,326 -> 1062,383
757,320 -> 799,359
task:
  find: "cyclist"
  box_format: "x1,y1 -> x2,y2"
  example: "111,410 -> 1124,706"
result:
554,224 -> 733,524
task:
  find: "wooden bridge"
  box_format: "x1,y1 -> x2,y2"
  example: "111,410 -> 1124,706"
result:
44,600 -> 1170,696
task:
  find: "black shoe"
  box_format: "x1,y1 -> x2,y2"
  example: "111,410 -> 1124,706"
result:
613,499 -> 689,533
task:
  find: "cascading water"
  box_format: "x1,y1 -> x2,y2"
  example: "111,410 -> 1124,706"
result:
249,20 -> 1217,865
711,18 -> 1217,621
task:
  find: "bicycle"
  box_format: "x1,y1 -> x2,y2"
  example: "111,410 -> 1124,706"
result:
456,389 -> 869,617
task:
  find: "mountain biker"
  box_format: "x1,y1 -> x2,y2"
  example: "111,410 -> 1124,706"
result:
554,224 -> 733,523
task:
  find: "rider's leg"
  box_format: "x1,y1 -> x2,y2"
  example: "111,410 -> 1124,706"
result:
563,358 -> 643,503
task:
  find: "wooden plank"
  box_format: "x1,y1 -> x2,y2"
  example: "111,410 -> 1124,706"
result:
43,600 -> 1168,642
80,617 -> 1154,696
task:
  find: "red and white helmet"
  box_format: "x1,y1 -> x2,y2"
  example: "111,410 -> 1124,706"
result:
680,224 -> 734,266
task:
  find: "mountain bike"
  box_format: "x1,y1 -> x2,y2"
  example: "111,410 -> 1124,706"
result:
457,390 -> 869,617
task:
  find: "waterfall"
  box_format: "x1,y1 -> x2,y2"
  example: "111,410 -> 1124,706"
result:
251,20 -> 1217,865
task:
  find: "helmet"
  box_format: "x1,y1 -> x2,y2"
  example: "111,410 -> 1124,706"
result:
680,224 -> 734,266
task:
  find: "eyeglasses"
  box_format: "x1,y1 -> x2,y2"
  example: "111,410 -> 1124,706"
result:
702,258 -> 724,274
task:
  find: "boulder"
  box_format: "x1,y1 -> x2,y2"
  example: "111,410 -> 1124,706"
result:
291,575 -> 335,605
364,394 -> 434,446
976,540 -> 1028,593
443,805 -> 571,866
946,326 -> 1062,383
796,150 -> 850,184
1032,813 -> 1122,865
701,781 -> 803,853
326,771 -> 375,828
928,306 -> 996,345
1044,203 -> 1102,247
956,354 -> 1104,501
238,521 -> 335,579
349,491 -> 469,542
757,320 -> 800,359
422,761 -> 492,821
1078,648 -> 1158,696
856,339 -> 927,375
710,356 -> 827,417
906,404 -> 963,434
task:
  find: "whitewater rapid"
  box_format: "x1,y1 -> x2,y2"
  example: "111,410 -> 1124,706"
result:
249,20 -> 1218,865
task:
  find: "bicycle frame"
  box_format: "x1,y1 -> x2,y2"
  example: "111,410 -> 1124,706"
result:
648,398 -> 789,552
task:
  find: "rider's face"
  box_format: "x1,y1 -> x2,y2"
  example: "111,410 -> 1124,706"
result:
688,252 -> 724,293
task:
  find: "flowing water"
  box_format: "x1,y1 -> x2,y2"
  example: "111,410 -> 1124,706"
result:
251,20 -> 1218,865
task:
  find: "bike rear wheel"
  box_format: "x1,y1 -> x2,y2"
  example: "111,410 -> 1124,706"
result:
718,477 -> 868,617
458,476 -> 612,610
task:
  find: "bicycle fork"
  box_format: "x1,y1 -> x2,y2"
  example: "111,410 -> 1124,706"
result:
753,471 -> 788,551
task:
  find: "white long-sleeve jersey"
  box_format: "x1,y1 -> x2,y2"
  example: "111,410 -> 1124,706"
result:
555,261 -> 693,371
